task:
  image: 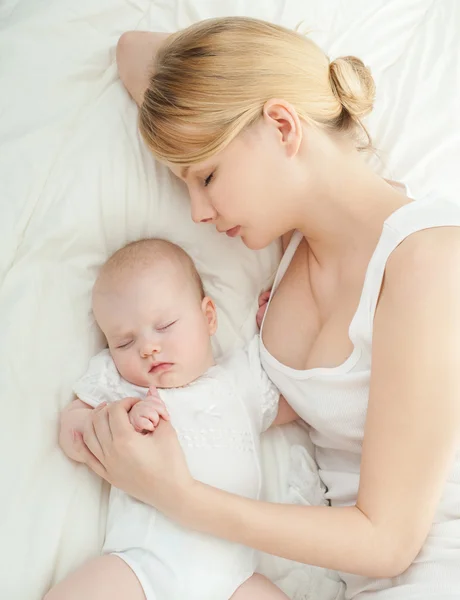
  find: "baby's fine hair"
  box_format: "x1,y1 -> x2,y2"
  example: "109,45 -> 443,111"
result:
100,238 -> 205,299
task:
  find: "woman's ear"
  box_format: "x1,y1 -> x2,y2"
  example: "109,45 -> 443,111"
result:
262,98 -> 303,158
202,296 -> 218,336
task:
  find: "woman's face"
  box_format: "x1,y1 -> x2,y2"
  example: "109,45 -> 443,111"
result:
168,105 -> 307,250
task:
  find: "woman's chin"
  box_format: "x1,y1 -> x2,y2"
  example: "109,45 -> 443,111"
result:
241,233 -> 275,251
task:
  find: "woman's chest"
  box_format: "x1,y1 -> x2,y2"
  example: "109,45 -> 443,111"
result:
262,240 -> 367,372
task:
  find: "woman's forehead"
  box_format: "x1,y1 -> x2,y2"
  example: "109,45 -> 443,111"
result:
165,126 -> 261,179
166,155 -> 218,179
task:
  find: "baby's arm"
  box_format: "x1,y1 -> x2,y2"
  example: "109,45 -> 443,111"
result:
242,336 -> 299,431
231,574 -> 288,599
271,395 -> 299,427
59,398 -> 94,463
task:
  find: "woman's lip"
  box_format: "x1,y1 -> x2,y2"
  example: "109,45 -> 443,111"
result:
226,226 -> 241,238
149,363 -> 173,374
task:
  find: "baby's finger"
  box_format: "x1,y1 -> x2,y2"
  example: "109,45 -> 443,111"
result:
147,385 -> 161,400
256,305 -> 267,329
145,409 -> 160,428
258,290 -> 271,306
134,416 -> 155,433
149,398 -> 170,421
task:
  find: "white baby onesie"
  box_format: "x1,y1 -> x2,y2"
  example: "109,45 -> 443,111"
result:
74,335 -> 279,600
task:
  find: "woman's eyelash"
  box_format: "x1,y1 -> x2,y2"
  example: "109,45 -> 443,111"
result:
204,172 -> 214,187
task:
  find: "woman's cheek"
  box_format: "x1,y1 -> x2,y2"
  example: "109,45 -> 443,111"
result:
211,190 -> 227,219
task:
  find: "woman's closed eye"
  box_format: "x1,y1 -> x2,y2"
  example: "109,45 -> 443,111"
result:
204,172 -> 214,187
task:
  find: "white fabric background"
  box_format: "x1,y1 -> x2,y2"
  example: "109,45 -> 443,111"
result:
0,0 -> 458,597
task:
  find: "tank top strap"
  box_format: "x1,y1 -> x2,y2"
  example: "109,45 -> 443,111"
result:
260,231 -> 303,335
350,195 -> 460,344
272,230 -> 303,294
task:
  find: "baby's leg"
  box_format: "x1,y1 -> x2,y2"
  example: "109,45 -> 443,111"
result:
44,555 -> 145,600
231,573 -> 289,599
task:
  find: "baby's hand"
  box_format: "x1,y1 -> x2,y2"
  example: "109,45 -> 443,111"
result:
256,289 -> 271,330
129,386 -> 170,433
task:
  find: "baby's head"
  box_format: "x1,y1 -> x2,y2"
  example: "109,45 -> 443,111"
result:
92,239 -> 217,388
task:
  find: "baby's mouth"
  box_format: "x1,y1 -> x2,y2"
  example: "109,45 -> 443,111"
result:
149,362 -> 173,374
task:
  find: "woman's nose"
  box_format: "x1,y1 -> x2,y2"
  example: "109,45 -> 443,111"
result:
190,193 -> 216,224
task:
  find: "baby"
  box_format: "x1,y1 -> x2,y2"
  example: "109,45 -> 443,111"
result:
51,238 -> 300,600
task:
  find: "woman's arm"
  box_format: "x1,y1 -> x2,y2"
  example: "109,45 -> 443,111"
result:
59,399 -> 94,462
79,228 -> 460,579
116,31 -> 170,106
183,228 -> 460,576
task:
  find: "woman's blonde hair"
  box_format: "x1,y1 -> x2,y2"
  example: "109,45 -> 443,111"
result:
139,17 -> 375,165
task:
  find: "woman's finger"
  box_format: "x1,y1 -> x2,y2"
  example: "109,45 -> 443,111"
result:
75,432 -> 109,481
83,416 -> 105,462
92,403 -> 114,445
108,398 -> 140,438
120,396 -> 143,411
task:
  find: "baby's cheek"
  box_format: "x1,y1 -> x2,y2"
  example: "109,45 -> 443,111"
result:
116,353 -> 145,386
113,354 -> 127,377
184,332 -> 210,369
175,335 -> 196,363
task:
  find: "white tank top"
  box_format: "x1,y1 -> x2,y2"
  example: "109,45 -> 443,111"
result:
260,194 -> 460,599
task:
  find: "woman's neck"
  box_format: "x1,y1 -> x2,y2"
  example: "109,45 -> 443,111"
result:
295,155 -> 411,269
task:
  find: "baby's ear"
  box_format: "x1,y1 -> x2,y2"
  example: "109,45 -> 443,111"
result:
202,296 -> 218,336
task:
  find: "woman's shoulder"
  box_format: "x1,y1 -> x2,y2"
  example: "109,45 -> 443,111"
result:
372,211 -> 460,337
386,221 -> 460,279
357,195 -> 460,339
385,194 -> 460,234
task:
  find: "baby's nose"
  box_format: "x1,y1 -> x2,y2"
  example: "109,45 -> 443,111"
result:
141,339 -> 160,358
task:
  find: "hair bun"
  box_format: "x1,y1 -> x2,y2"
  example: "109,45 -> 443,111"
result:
329,56 -> 375,119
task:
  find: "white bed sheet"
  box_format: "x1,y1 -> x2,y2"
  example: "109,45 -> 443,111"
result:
0,0 -> 458,598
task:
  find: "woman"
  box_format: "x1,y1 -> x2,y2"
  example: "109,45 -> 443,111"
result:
78,17 -> 460,599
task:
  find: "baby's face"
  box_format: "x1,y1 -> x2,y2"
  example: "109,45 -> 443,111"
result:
93,262 -> 216,388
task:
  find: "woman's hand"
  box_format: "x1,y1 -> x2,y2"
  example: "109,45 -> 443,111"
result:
116,31 -> 170,106
76,397 -> 194,519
